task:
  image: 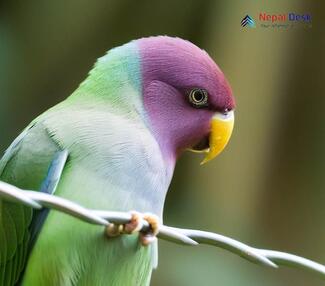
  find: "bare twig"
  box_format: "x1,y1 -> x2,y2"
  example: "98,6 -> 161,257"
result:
0,180 -> 324,278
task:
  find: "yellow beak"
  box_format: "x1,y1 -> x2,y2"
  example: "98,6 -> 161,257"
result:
201,111 -> 235,165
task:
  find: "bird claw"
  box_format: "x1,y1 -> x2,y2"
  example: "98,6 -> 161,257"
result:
105,223 -> 124,237
105,211 -> 160,246
140,213 -> 160,246
124,211 -> 144,234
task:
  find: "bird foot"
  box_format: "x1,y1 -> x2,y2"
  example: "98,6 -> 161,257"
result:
105,211 -> 160,246
105,223 -> 124,237
124,211 -> 144,234
140,213 -> 160,246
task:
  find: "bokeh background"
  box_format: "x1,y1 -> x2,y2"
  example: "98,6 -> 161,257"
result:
1,0 -> 324,285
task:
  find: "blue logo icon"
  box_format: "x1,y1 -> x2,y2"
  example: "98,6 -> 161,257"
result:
241,15 -> 256,27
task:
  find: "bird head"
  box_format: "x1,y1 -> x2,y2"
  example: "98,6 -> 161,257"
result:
138,36 -> 235,164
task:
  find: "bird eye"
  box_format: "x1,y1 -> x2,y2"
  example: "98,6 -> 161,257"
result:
188,88 -> 208,108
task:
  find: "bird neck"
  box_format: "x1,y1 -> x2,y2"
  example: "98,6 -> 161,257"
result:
69,41 -> 144,120
66,42 -> 178,167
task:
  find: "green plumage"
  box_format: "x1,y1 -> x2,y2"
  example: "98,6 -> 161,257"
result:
0,41 -> 168,285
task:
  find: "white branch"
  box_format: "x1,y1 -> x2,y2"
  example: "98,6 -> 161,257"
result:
0,181 -> 324,278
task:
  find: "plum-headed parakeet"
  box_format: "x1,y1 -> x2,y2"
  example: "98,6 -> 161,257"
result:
0,36 -> 235,285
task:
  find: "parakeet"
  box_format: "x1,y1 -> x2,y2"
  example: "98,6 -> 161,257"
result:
0,36 -> 235,286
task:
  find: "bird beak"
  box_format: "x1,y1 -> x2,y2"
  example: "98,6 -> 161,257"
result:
200,110 -> 234,165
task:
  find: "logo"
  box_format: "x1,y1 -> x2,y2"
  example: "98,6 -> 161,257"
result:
241,15 -> 256,28
241,12 -> 312,29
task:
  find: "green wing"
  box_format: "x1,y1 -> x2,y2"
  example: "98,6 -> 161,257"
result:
0,122 -> 62,286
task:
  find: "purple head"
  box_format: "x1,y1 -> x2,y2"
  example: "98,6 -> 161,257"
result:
137,36 -> 235,164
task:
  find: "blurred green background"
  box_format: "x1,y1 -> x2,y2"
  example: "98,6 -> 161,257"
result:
1,0 -> 324,285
